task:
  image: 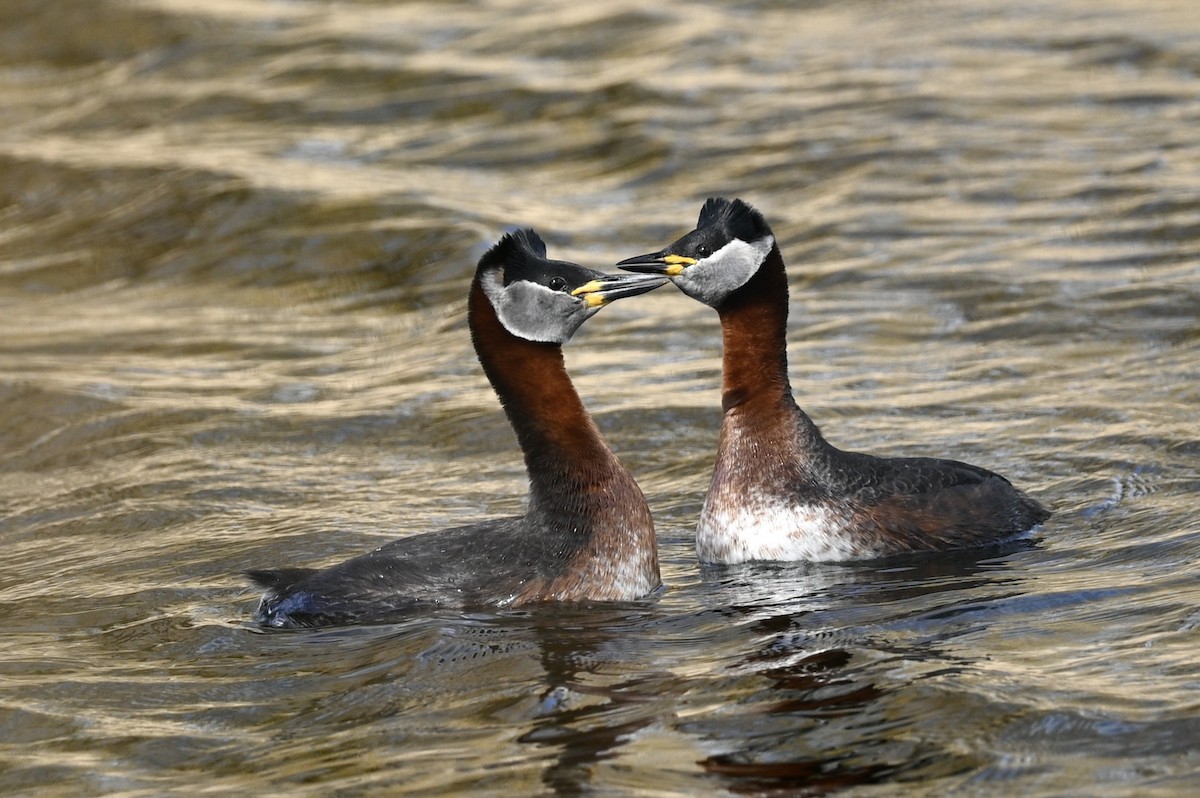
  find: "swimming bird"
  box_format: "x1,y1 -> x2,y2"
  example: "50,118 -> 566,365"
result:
618,198 -> 1050,564
248,230 -> 666,627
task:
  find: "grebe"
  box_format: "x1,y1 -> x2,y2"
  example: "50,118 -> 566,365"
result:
619,198 -> 1050,564
248,229 -> 666,626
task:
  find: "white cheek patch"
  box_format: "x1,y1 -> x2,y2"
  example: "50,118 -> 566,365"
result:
677,235 -> 775,307
481,272 -> 588,343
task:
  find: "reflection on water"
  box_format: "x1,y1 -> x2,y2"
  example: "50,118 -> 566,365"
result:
2,0 -> 1199,794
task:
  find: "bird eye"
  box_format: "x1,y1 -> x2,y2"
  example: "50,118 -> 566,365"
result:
697,244 -> 711,258
548,276 -> 568,292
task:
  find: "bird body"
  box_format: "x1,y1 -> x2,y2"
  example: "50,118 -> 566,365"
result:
620,198 -> 1049,564
248,230 -> 665,627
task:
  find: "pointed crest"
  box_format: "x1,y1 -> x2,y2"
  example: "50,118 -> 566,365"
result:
696,197 -> 771,241
697,197 -> 733,228
505,228 -> 548,259
478,228 -> 548,283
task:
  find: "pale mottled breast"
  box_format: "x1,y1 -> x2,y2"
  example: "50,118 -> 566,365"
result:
695,494 -> 873,564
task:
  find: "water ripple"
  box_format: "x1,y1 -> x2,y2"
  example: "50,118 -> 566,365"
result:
1,0 -> 1198,795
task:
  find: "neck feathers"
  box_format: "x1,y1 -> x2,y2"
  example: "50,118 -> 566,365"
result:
716,245 -> 794,413
467,281 -> 628,511
466,277 -> 659,602
713,245 -> 828,461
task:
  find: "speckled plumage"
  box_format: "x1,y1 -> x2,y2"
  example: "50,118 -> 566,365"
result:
621,198 -> 1050,564
248,231 -> 662,627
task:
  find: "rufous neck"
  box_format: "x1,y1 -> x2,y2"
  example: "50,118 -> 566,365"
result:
467,282 -> 623,510
715,246 -> 794,414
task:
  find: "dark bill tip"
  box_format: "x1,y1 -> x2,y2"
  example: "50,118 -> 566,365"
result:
616,252 -> 671,274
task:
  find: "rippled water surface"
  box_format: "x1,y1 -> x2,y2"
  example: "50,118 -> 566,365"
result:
2,0 -> 1199,794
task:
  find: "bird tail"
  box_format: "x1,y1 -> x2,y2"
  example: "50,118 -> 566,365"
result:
245,567 -> 318,594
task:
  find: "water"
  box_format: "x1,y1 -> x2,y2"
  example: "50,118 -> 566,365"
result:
1,0 -> 1198,794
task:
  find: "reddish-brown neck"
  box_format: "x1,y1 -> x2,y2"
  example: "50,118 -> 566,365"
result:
467,282 -> 626,513
712,245 -> 830,469
716,246 -> 795,415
